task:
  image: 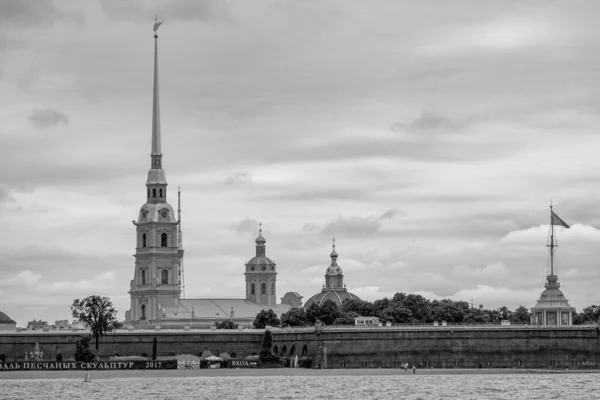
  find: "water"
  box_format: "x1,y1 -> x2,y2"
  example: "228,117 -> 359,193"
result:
3,374 -> 599,400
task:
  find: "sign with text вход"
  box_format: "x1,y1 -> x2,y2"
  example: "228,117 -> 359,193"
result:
0,360 -> 177,371
230,360 -> 258,368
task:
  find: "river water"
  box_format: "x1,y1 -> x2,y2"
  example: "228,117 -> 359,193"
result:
3,373 -> 599,399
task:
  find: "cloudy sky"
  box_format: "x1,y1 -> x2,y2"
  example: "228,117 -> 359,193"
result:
1,0 -> 600,327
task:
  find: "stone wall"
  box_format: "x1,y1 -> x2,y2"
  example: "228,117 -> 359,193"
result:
1,326 -> 599,369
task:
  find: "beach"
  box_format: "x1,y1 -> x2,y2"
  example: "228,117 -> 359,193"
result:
1,367 -> 596,380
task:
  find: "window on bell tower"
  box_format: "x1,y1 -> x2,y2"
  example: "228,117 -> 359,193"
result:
161,233 -> 167,247
141,304 -> 146,320
261,282 -> 266,295
161,269 -> 168,284
142,234 -> 147,248
153,188 -> 156,197
141,269 -> 146,285
159,188 -> 163,197
251,283 -> 255,295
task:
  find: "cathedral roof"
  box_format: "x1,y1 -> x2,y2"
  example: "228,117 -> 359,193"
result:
0,311 -> 16,324
303,288 -> 360,309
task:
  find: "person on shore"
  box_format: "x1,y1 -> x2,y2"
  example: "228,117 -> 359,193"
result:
412,365 -> 416,374
403,363 -> 407,372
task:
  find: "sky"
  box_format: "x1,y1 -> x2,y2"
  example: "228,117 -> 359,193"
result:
1,0 -> 600,327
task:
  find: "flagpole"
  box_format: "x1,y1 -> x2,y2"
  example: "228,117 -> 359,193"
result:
549,205 -> 555,276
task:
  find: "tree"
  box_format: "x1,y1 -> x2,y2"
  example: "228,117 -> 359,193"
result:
70,295 -> 119,352
281,308 -> 309,327
253,309 -> 281,329
305,303 -> 321,324
74,335 -> 96,362
334,311 -> 360,325
380,303 -> 413,324
215,319 -> 238,329
511,306 -> 531,324
258,329 -> 279,362
318,300 -> 341,325
402,294 -> 432,323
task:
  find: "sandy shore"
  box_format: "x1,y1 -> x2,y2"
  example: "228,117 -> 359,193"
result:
1,368 -> 597,380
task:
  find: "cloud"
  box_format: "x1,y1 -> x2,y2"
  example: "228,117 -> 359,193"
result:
321,209 -> 402,236
391,111 -> 467,135
50,271 -> 116,292
451,285 -> 541,309
224,172 -> 253,185
4,270 -> 42,287
99,0 -> 229,22
0,0 -> 60,28
230,218 -> 260,235
28,109 -> 69,129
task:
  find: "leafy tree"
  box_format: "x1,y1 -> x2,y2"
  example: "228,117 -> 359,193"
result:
333,311 -> 360,325
382,304 -> 414,323
258,329 -> 279,362
74,335 -> 96,362
253,309 -> 281,329
511,306 -> 531,324
215,319 -> 238,329
281,308 -> 309,327
463,307 -> 490,324
70,295 -> 119,352
574,305 -> 600,325
402,294 -> 433,323
305,303 -> 321,324
372,298 -> 390,317
318,299 -> 341,325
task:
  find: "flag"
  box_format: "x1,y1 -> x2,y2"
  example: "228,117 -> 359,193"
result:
153,21 -> 163,32
551,210 -> 570,228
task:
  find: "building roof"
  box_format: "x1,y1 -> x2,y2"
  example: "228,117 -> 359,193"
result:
0,311 -> 16,324
531,274 -> 574,310
161,298 -> 290,321
303,288 -> 360,309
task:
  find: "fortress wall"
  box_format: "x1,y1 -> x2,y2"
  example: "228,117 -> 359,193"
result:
294,326 -> 600,369
1,327 -> 599,369
0,331 -> 264,362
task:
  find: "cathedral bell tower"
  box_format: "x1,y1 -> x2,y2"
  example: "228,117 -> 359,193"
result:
127,17 -> 181,324
244,224 -> 277,307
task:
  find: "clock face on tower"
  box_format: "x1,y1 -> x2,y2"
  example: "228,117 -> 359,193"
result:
160,209 -> 169,219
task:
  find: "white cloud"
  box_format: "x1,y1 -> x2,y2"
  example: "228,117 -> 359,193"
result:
3,1 -> 600,327
4,270 -> 42,286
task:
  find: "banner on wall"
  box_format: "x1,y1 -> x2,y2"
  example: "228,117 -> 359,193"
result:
0,360 -> 178,371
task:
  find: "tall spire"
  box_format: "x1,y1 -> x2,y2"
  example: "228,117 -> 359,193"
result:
151,15 -> 162,167
145,15 -> 167,201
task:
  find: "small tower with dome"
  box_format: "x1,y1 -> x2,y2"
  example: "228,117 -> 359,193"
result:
304,239 -> 360,309
245,224 -> 277,307
530,206 -> 575,326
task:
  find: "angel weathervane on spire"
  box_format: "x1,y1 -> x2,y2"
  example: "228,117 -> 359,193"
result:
153,14 -> 163,37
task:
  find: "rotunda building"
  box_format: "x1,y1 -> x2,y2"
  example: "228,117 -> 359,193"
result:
303,240 -> 360,309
